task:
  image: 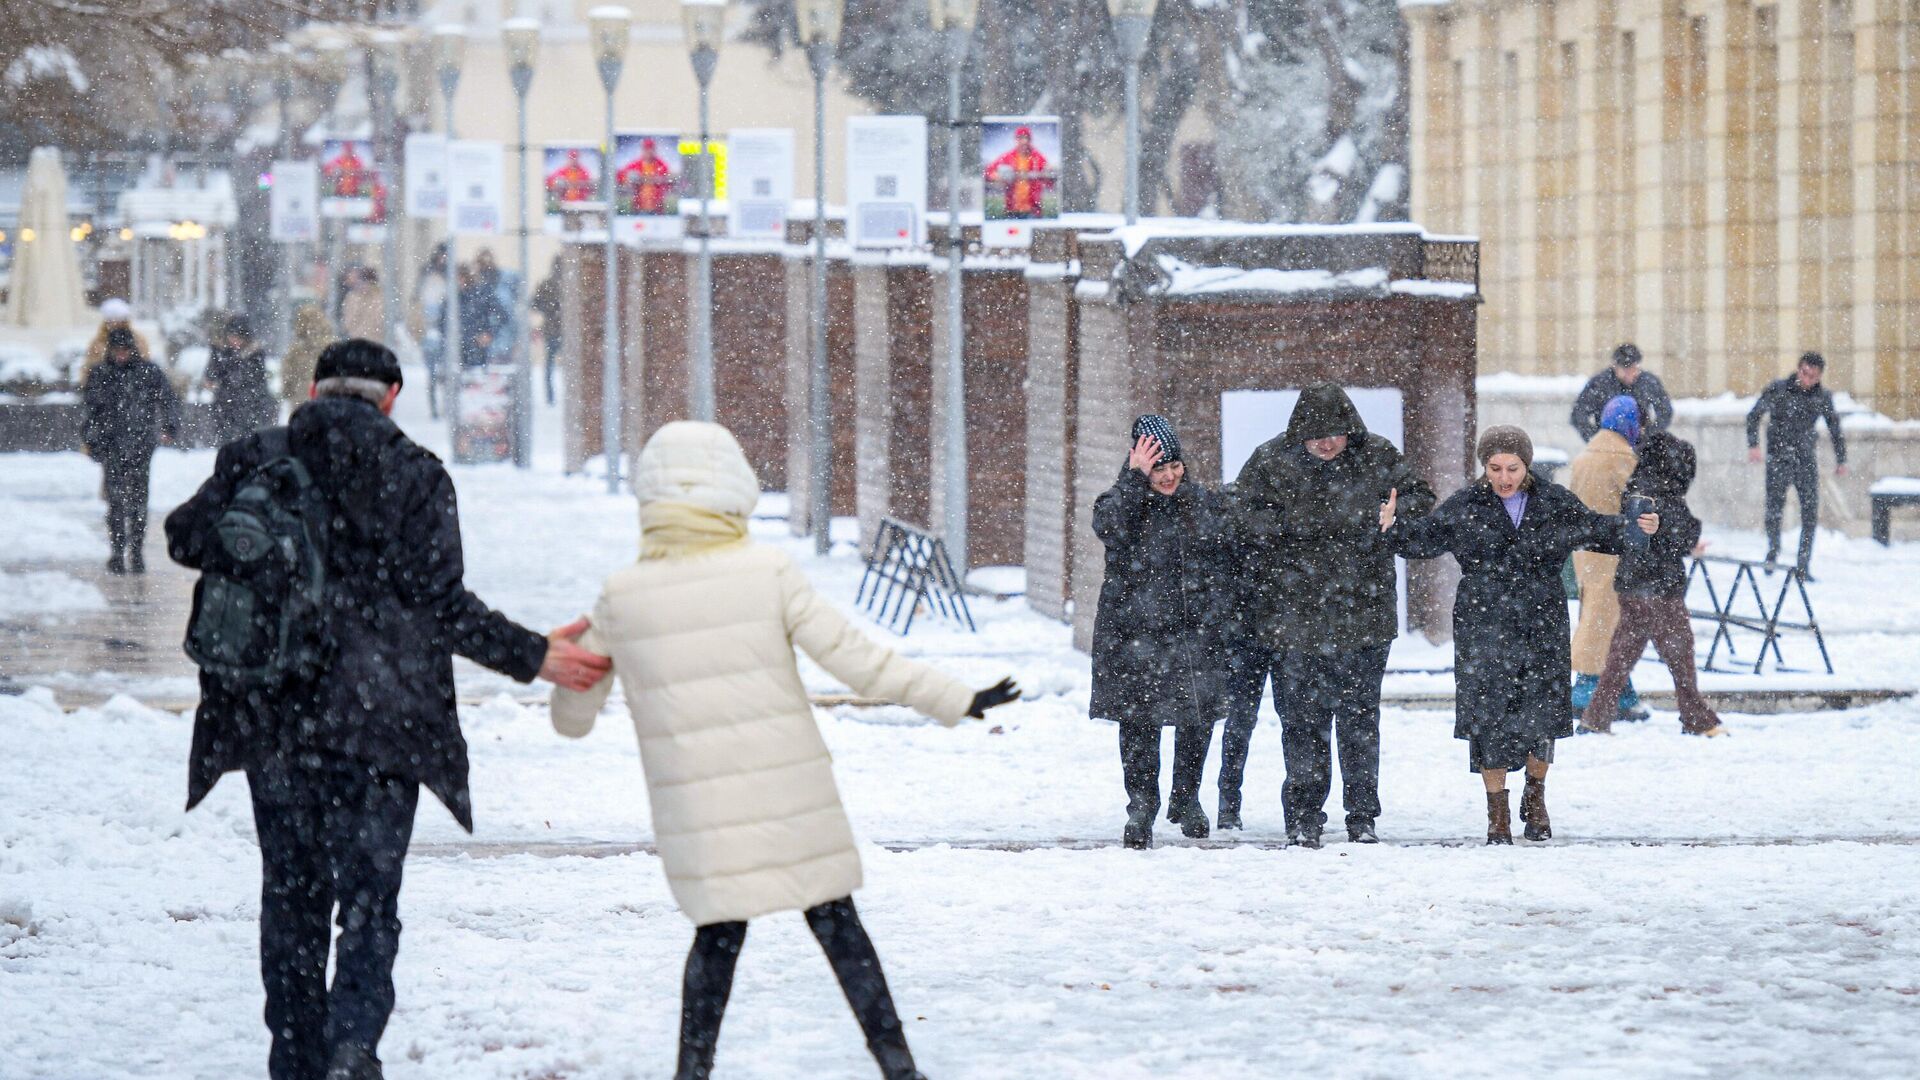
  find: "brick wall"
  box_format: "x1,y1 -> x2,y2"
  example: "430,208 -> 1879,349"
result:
929,265 -> 1032,570
783,240 -> 859,537
560,243 -> 636,476
712,252 -> 790,489
1024,228 -> 1082,621
854,261 -> 936,550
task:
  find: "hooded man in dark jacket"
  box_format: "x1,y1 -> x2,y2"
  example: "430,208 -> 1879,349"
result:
1231,385 -> 1435,846
203,314 -> 280,445
1746,351 -> 1846,576
164,339 -> 609,1080
83,325 -> 181,574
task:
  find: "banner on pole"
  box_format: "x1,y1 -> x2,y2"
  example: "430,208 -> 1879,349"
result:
269,160 -> 319,243
727,129 -> 794,240
404,133 -> 450,218
847,116 -> 927,249
613,130 -> 685,241
542,143 -> 605,235
447,140 -> 506,236
319,138 -> 377,219
455,367 -> 514,464
980,115 -> 1061,249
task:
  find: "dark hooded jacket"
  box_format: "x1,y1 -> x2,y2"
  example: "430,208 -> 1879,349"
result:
1615,431 -> 1703,598
82,353 -> 180,461
165,394 -> 548,829
1389,476 -> 1629,748
1232,385 -> 1436,652
1088,466 -> 1250,727
202,344 -> 279,445
1572,367 -> 1673,442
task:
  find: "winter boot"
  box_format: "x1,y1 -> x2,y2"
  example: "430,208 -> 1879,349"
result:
1217,791 -> 1243,832
1519,776 -> 1551,841
1347,819 -> 1379,844
106,541 -> 126,576
323,1046 -> 384,1080
1176,800 -> 1210,840
872,1038 -> 923,1080
128,548 -> 146,575
1569,674 -> 1599,718
1617,681 -> 1650,723
1123,806 -> 1154,850
1292,821 -> 1324,849
1485,790 -> 1514,845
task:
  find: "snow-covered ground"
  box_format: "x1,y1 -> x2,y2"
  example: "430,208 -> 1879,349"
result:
4,371 -> 1919,1078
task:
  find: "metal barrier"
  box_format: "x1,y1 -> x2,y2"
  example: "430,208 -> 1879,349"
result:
1687,554 -> 1832,675
855,518 -> 976,636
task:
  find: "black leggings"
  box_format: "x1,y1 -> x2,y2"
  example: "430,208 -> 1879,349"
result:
677,897 -> 916,1080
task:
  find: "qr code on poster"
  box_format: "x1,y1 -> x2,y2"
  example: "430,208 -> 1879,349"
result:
875,175 -> 898,198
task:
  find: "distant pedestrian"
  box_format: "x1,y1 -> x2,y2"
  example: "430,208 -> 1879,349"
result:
165,338 -> 610,1080
1580,431 -> 1728,738
412,244 -> 450,417
202,315 -> 278,445
339,266 -> 384,343
457,257 -> 510,369
1569,395 -> 1647,722
530,256 -> 565,405
1385,426 -> 1658,844
1571,343 -> 1673,442
79,297 -> 153,386
1746,351 -> 1846,577
82,325 -> 179,574
1090,414 -> 1247,848
550,420 -> 1017,1080
1231,385 -> 1435,846
280,302 -> 331,405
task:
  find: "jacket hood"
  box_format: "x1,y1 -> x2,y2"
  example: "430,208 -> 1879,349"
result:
287,396 -> 409,514
1634,431 -> 1697,498
1284,384 -> 1369,445
635,421 -> 761,519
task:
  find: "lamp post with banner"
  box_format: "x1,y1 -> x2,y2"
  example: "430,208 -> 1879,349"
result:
798,0 -> 840,555
590,6 -> 632,493
682,0 -> 725,423
504,17 -> 541,468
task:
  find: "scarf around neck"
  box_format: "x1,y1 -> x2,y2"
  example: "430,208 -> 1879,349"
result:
640,500 -> 750,560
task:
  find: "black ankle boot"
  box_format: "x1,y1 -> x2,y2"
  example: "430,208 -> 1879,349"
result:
1176,800 -> 1210,839
1123,806 -> 1154,849
106,550 -> 126,575
1217,791 -> 1243,831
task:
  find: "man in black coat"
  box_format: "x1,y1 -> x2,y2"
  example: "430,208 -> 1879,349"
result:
1571,343 -> 1674,442
165,339 -> 609,1080
1746,351 -> 1847,575
458,252 -> 512,369
203,314 -> 280,445
1233,386 -> 1435,846
83,325 -> 180,574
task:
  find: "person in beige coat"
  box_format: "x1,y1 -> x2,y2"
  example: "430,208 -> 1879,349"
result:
1569,395 -> 1647,721
552,421 -> 1018,1080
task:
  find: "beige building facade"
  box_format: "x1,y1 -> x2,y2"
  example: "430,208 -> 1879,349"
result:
1403,0 -> 1920,417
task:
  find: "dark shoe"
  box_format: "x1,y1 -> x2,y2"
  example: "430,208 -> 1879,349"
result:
1123,809 -> 1153,850
1486,790 -> 1513,845
1617,705 -> 1651,723
1176,801 -> 1210,840
1217,791 -> 1242,831
106,552 -> 126,575
128,549 -> 146,574
1575,721 -> 1613,736
1292,823 -> 1323,849
1519,776 -> 1551,841
1347,821 -> 1378,844
324,1046 -> 383,1080
874,1040 -> 922,1080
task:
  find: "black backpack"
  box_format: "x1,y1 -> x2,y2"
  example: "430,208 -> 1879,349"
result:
184,428 -> 335,687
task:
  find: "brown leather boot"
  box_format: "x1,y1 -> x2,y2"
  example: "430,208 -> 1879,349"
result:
1485,790 -> 1513,845
1520,775 -> 1551,841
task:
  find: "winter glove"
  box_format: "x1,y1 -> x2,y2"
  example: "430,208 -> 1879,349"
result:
966,676 -> 1021,719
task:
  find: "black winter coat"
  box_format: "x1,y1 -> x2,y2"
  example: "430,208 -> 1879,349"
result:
1390,479 -> 1629,746
1233,387 -> 1436,652
1571,368 -> 1674,442
203,345 -> 279,445
1089,467 -> 1250,727
1745,376 -> 1845,464
83,356 -> 180,461
165,395 -> 548,829
1615,434 -> 1703,598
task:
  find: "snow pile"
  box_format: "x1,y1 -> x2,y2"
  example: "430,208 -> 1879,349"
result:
0,342 -> 64,388
1152,254 -> 1389,297
4,45 -> 87,92
0,568 -> 105,617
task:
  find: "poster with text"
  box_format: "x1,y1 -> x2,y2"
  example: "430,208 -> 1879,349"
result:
404,133 -> 449,218
455,367 -> 513,464
446,140 -> 505,236
269,160 -> 319,243
346,167 -> 389,243
726,129 -> 795,240
847,115 -> 927,249
613,131 -> 684,240
980,115 -> 1060,248
542,143 -> 604,234
319,138 -> 377,218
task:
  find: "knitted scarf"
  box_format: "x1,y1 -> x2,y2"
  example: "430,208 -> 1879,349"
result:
640,500 -> 749,560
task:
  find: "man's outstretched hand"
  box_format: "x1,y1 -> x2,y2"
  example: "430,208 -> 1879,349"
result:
966,676 -> 1022,719
541,616 -> 611,691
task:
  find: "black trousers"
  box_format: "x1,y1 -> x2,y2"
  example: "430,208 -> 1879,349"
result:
1276,644 -> 1391,831
1217,647 -> 1275,812
1764,453 -> 1820,570
1118,720 -> 1211,822
247,761 -> 418,1080
678,897 -> 915,1080
101,451 -> 154,556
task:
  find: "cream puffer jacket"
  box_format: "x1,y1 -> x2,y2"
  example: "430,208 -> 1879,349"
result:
552,422 -> 975,927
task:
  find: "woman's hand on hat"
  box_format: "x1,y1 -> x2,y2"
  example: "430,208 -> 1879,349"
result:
1379,488 -> 1398,532
1129,435 -> 1163,476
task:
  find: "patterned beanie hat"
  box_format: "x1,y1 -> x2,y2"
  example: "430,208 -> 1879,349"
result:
1131,414 -> 1183,464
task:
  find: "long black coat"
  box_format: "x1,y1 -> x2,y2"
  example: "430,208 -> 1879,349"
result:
1390,479 -> 1628,746
1089,467 -> 1250,727
1233,387 -> 1437,652
203,345 -> 279,445
83,356 -> 179,462
165,394 -> 548,829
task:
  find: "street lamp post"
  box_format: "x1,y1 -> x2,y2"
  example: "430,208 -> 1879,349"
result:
798,1 -> 840,556
504,17 -> 541,469
932,0 -> 978,573
433,24 -> 467,454
367,31 -> 403,351
682,0 -> 725,423
272,44 -> 297,356
1106,0 -> 1159,224
590,6 -> 632,494
312,39 -> 352,329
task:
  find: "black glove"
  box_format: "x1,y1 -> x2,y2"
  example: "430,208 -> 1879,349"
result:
966,676 -> 1021,719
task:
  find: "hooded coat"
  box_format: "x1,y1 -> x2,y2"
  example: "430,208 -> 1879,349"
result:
82,353 -> 180,462
1088,465 -> 1249,727
166,395 -> 549,829
203,344 -> 279,445
1232,385 -> 1436,652
551,422 -> 975,927
1568,427 -> 1640,673
1615,433 -> 1703,597
1390,476 -> 1630,751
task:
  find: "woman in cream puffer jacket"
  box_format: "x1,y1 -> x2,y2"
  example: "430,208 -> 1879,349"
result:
552,421 -> 1016,1080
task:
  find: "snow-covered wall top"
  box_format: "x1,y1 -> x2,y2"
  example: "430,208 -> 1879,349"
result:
1078,225 -> 1481,305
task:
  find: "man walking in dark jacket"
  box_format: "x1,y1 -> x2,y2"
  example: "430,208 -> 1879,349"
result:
1571,343 -> 1674,442
203,314 -> 279,445
165,339 -> 609,1080
1232,386 -> 1436,846
1747,351 -> 1847,576
83,325 -> 180,574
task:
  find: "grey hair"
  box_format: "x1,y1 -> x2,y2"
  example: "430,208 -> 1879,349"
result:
313,376 -> 392,405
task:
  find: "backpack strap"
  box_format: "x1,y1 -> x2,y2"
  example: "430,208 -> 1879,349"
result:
257,425 -> 292,461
